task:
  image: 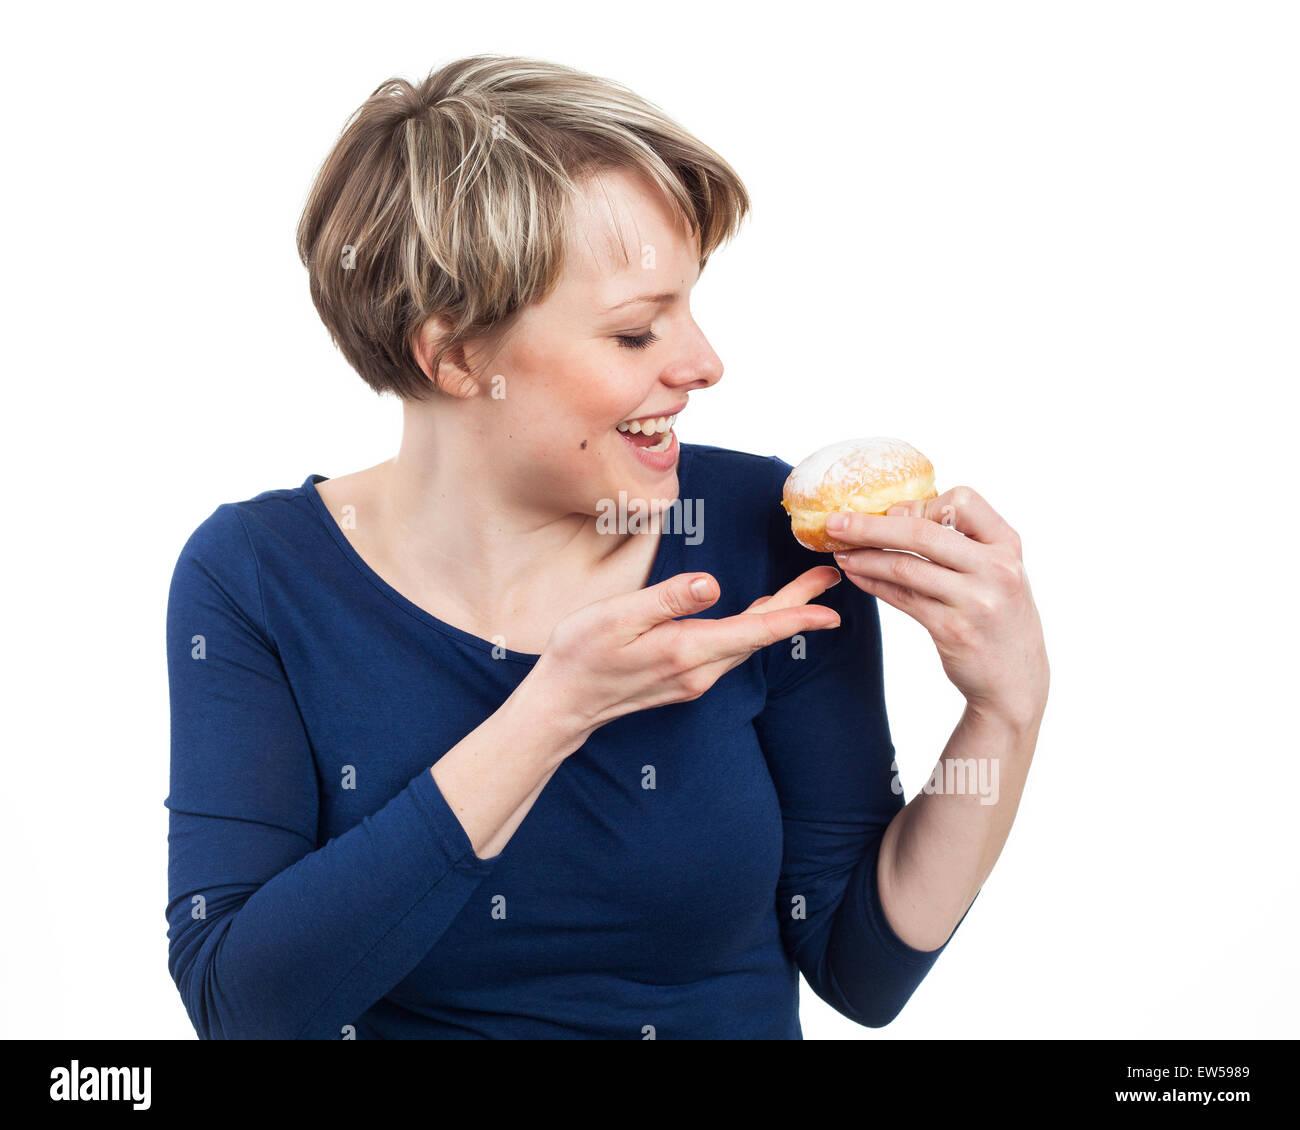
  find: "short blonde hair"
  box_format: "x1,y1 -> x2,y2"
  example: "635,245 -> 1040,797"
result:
296,54 -> 751,400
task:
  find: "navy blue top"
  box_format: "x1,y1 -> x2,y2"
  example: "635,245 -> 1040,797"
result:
164,442 -> 972,1039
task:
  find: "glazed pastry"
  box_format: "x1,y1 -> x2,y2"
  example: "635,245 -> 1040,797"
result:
781,437 -> 937,552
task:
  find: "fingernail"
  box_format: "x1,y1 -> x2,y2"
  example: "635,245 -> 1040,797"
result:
690,577 -> 714,600
887,504 -> 909,517
825,513 -> 846,533
833,551 -> 850,563
827,571 -> 842,586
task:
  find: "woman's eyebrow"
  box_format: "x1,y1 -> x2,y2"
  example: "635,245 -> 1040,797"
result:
600,291 -> 679,314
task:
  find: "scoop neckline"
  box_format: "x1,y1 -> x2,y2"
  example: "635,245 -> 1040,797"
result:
301,446 -> 692,666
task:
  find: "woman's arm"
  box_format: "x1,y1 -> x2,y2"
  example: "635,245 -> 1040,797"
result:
753,572 -> 974,1029
752,475 -> 971,1028
165,505 -> 580,1040
877,703 -> 1043,952
827,487 -> 1050,953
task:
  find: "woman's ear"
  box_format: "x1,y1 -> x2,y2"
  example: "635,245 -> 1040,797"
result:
410,316 -> 481,400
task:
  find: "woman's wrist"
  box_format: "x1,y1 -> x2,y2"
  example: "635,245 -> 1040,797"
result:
428,676 -> 590,860
508,666 -> 598,764
962,693 -> 1046,741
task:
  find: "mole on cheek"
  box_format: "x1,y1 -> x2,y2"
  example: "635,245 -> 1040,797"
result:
580,439 -> 588,450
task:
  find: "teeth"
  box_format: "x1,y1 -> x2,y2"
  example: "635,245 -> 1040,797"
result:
616,413 -> 677,434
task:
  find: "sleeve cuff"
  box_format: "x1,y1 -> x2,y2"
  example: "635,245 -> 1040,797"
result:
406,768 -> 502,875
860,832 -> 957,965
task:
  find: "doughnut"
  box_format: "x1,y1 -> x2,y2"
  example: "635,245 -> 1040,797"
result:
780,437 -> 938,552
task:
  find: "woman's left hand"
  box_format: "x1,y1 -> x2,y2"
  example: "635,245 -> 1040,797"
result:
826,486 -> 1049,731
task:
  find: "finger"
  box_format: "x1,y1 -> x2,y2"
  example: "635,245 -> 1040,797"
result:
684,602 -> 841,666
612,571 -> 721,638
893,486 -> 1018,548
824,508 -> 984,571
751,566 -> 842,612
743,566 -> 840,613
832,547 -> 962,606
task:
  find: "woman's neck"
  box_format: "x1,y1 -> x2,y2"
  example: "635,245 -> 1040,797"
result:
359,414 -> 637,631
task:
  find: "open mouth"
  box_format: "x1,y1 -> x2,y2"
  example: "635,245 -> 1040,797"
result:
616,412 -> 677,453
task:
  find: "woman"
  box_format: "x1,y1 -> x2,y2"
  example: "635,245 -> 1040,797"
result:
164,54 -> 1049,1039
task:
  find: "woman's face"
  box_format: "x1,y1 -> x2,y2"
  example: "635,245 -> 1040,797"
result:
459,166 -> 724,516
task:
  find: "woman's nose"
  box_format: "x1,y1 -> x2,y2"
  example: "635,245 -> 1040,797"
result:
664,327 -> 723,390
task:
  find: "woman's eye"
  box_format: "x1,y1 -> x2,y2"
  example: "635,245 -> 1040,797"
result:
616,330 -> 659,351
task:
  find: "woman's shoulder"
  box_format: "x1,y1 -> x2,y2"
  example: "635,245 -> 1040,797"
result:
679,442 -> 792,514
171,473 -> 326,576
682,441 -> 792,479
679,441 -> 830,587
675,442 -> 810,582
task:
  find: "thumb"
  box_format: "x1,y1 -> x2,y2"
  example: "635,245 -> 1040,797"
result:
618,572 -> 719,636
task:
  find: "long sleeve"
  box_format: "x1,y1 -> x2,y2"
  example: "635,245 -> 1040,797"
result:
164,504 -> 497,1040
753,463 -> 977,1028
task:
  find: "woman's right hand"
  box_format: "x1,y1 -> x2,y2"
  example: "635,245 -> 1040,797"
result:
528,567 -> 843,743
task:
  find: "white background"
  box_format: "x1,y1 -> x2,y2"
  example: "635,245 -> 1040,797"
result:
2,0 -> 1296,1039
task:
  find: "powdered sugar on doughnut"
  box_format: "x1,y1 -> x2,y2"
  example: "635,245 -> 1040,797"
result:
785,437 -> 928,496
